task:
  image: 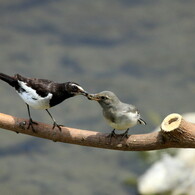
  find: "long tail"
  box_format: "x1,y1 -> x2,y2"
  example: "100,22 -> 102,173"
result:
0,73 -> 17,87
138,118 -> 147,125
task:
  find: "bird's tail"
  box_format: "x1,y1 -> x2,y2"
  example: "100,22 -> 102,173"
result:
138,118 -> 147,125
0,73 -> 17,87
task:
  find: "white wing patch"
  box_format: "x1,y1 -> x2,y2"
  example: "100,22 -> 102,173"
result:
17,81 -> 52,109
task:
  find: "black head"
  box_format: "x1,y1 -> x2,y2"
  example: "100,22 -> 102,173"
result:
66,82 -> 88,96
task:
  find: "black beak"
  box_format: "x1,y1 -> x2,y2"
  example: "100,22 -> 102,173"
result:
81,90 -> 88,96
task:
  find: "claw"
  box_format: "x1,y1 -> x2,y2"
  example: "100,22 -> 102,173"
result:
106,129 -> 117,143
120,129 -> 129,140
52,122 -> 63,131
27,118 -> 38,133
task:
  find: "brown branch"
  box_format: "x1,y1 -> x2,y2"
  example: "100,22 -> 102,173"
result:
0,112 -> 195,151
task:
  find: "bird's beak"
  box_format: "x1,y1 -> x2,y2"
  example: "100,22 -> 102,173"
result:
80,90 -> 88,96
87,94 -> 101,101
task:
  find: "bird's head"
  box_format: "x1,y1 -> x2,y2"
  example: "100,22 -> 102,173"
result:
87,91 -> 119,106
66,82 -> 88,96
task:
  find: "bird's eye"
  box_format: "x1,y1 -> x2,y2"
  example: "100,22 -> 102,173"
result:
73,86 -> 77,90
72,86 -> 78,91
101,96 -> 108,100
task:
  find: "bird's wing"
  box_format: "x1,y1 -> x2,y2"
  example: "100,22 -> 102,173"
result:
103,108 -> 117,123
119,103 -> 146,125
15,74 -> 54,97
120,103 -> 138,114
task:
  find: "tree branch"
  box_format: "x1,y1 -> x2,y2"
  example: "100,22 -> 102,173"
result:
0,112 -> 195,151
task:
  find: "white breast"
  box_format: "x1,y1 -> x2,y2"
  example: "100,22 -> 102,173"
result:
105,111 -> 139,130
17,81 -> 53,109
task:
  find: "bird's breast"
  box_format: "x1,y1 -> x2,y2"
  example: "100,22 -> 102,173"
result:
104,110 -> 139,130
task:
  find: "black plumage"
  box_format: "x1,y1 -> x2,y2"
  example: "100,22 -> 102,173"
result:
0,73 -> 88,132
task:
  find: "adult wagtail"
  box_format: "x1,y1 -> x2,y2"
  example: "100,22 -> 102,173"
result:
0,73 -> 88,132
88,91 -> 146,139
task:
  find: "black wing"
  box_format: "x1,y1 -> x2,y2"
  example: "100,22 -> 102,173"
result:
15,74 -> 56,97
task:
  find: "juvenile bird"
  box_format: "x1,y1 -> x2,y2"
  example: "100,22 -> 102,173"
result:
88,91 -> 146,139
0,73 -> 88,132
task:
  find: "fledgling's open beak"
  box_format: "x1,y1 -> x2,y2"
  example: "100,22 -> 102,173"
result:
87,94 -> 101,101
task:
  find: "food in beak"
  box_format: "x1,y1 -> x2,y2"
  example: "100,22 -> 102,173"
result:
87,94 -> 101,101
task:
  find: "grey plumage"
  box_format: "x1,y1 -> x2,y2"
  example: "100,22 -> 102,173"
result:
88,91 -> 146,137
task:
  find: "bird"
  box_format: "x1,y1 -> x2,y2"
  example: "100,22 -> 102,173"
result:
0,73 -> 88,132
88,91 -> 146,139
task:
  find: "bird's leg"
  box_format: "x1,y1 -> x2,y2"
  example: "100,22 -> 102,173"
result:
107,129 -> 117,137
106,129 -> 117,143
26,104 -> 38,132
110,129 -> 117,137
120,128 -> 129,140
46,109 -> 63,131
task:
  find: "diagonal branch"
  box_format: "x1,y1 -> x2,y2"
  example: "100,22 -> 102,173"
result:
0,112 -> 195,151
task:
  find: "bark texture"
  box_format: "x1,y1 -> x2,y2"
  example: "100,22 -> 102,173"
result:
0,112 -> 195,151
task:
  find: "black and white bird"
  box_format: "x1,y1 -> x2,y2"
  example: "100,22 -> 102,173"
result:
0,73 -> 88,132
88,91 -> 146,139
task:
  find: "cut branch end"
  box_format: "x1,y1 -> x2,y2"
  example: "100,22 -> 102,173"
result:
161,113 -> 182,132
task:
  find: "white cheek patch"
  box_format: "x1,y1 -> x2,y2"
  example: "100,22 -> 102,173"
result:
17,81 -> 52,109
71,84 -> 84,92
77,86 -> 84,91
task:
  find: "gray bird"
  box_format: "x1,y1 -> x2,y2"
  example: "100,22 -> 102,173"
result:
88,91 -> 146,138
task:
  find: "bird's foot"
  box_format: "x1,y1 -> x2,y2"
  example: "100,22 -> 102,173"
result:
120,129 -> 129,140
27,118 -> 38,133
106,129 -> 117,143
52,122 -> 63,131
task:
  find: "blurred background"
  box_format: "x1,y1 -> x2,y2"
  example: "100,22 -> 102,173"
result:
0,0 -> 195,194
